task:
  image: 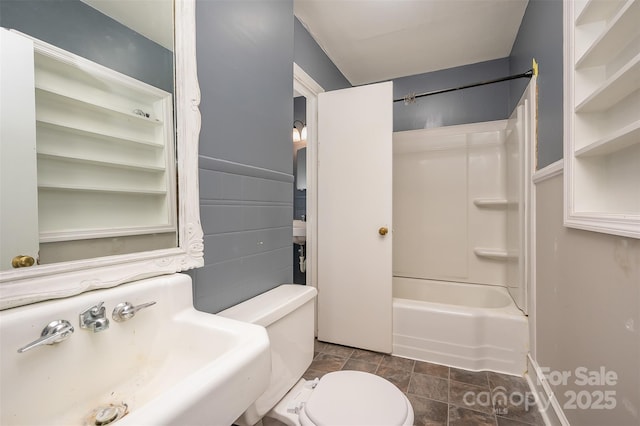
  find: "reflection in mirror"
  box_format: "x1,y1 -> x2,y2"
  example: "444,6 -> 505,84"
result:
0,0 -> 203,310
296,147 -> 307,190
0,0 -> 176,270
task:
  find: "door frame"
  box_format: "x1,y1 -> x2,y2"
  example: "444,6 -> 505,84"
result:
293,64 -> 324,299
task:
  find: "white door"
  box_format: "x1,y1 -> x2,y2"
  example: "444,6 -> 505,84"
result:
0,29 -> 40,270
317,81 -> 393,353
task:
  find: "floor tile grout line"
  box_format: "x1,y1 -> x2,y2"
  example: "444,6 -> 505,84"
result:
495,415 -> 537,426
406,373 -> 413,396
374,354 -> 383,374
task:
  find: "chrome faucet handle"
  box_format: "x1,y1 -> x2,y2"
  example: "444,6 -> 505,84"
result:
17,320 -> 74,353
112,301 -> 156,322
80,302 -> 109,332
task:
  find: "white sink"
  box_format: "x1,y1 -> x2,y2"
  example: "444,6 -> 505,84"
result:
293,219 -> 306,245
0,274 -> 270,426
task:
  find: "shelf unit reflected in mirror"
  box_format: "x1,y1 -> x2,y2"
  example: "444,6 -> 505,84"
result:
31,36 -> 176,243
0,0 -> 202,312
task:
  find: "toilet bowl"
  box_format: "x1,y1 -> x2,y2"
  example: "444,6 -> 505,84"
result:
218,285 -> 413,426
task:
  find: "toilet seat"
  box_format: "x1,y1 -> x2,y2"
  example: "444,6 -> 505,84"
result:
297,371 -> 412,426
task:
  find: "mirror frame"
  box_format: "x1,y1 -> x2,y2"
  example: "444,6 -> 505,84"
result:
0,0 -> 203,310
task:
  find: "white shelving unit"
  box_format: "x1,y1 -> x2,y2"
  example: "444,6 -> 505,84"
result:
564,0 -> 640,238
32,39 -> 176,243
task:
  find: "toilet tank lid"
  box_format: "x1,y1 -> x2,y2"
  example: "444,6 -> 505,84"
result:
217,285 -> 317,327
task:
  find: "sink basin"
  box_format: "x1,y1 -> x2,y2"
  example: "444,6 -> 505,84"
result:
293,219 -> 306,245
0,274 -> 270,426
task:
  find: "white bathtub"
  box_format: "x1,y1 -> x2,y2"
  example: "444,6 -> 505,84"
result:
392,277 -> 528,375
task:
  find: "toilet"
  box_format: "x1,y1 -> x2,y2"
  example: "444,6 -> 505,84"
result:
218,285 -> 414,426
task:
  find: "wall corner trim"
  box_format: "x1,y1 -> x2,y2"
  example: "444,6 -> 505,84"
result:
526,354 -> 571,426
532,160 -> 563,184
294,62 -> 326,95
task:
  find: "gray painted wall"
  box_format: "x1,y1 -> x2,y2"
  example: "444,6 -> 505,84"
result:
517,1 -> 640,421
509,0 -> 563,169
193,0 -> 294,313
192,2 -> 352,313
536,175 -> 639,426
0,0 -> 173,93
392,58 -> 511,132
393,0 -> 563,168
294,17 -> 351,91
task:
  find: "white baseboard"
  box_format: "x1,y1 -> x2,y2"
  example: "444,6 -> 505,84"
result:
526,354 -> 571,426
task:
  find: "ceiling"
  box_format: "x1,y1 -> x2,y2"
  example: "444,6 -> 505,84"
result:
80,0 -> 527,85
294,0 -> 529,86
80,0 -> 173,51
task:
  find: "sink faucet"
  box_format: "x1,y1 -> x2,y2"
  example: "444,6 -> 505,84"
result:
112,301 -> 156,322
79,302 -> 109,332
17,320 -> 74,353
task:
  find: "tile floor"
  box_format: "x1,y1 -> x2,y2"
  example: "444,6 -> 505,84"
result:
267,340 -> 545,426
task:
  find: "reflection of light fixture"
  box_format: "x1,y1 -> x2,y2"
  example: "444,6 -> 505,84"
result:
293,120 -> 307,142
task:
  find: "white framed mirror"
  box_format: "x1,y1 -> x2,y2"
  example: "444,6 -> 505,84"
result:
0,0 -> 203,310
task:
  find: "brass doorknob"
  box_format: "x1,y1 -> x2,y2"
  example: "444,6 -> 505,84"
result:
12,255 -> 35,268
378,227 -> 389,236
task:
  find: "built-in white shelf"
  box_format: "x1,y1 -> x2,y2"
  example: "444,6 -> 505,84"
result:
473,198 -> 510,208
575,120 -> 640,157
564,0 -> 640,238
576,52 -> 640,112
37,152 -> 165,173
473,248 -> 517,260
576,0 -> 625,25
36,120 -> 162,149
39,226 -> 176,244
575,0 -> 640,69
35,87 -> 163,126
38,184 -> 167,196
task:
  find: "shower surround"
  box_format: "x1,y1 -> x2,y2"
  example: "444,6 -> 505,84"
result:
391,116 -> 532,375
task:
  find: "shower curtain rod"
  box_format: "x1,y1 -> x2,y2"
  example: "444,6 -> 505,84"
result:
394,69 -> 534,104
